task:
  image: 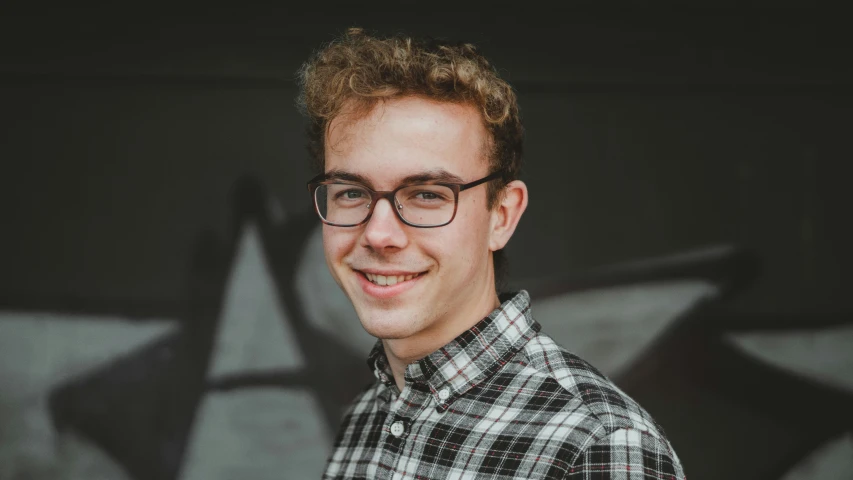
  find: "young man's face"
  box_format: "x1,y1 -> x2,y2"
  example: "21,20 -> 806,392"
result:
321,96 -> 502,347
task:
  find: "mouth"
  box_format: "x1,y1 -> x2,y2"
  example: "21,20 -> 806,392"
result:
351,267 -> 428,299
359,271 -> 426,286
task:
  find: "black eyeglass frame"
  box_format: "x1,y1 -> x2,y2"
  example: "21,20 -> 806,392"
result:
306,170 -> 505,228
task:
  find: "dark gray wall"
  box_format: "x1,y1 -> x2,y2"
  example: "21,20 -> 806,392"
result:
2,5 -> 849,311
1,4 -> 851,480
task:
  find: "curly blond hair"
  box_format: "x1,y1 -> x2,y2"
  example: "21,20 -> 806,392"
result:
297,27 -> 523,208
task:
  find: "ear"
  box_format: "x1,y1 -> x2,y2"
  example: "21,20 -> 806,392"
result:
489,180 -> 529,252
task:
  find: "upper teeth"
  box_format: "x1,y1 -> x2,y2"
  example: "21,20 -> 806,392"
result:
365,273 -> 417,286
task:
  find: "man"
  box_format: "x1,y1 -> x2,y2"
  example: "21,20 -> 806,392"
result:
299,27 -> 685,479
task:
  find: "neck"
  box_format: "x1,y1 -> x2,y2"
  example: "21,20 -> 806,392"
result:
383,289 -> 501,392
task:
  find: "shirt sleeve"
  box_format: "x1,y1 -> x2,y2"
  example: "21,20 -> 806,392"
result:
566,427 -> 686,479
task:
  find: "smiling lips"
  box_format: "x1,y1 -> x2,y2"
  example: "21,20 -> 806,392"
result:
363,272 -> 422,286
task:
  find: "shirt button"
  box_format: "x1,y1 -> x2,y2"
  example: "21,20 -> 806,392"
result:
390,421 -> 405,437
438,388 -> 451,401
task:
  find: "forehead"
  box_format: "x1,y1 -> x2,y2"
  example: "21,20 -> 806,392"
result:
325,96 -> 490,184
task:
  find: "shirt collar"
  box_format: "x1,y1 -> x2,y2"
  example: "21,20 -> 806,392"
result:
367,290 -> 540,410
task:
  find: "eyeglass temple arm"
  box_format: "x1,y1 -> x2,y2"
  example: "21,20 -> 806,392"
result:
458,171 -> 505,191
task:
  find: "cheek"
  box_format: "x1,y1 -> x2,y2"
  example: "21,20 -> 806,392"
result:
456,201 -> 493,245
322,227 -> 356,265
429,209 -> 492,270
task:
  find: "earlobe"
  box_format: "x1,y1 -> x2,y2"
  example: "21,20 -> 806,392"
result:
489,180 -> 528,251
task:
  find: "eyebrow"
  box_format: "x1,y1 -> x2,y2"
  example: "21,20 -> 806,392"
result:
323,168 -> 466,188
323,170 -> 373,187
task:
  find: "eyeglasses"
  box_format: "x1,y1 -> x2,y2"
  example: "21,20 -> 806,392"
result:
307,171 -> 504,228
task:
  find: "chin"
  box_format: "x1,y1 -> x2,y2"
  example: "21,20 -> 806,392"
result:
356,308 -> 424,341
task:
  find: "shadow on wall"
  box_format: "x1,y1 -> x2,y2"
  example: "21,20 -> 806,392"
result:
0,176 -> 850,480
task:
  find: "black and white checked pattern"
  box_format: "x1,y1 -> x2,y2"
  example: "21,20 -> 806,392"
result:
324,291 -> 686,479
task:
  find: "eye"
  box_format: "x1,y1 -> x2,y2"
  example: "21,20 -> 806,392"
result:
416,191 -> 440,200
330,185 -> 371,208
335,188 -> 366,200
404,188 -> 453,206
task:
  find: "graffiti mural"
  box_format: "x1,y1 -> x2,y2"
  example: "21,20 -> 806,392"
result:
1,177 -> 851,479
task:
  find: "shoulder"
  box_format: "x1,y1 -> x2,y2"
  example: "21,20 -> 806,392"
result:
334,381 -> 383,432
341,380 -> 383,418
519,332 -> 665,436
516,333 -> 685,477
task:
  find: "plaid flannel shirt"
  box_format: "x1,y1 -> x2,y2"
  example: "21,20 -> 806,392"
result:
324,290 -> 686,479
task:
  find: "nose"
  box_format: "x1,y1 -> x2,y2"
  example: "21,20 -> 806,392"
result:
362,197 -> 409,251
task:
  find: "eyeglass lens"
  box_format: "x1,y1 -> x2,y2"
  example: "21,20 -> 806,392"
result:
315,184 -> 456,226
